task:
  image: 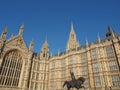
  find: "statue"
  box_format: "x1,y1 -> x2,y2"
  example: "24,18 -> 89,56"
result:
70,70 -> 76,81
63,70 -> 85,90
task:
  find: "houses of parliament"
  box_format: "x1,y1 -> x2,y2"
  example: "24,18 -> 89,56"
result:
0,24 -> 120,90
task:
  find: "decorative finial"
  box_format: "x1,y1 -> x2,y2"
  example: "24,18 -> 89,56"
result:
3,27 -> 7,33
45,36 -> 48,45
58,48 -> 60,55
71,22 -> 75,33
107,25 -> 111,31
29,39 -> 34,51
1,27 -> 7,40
86,38 -> 88,47
11,33 -> 14,37
98,33 -> 101,43
19,24 -> 24,35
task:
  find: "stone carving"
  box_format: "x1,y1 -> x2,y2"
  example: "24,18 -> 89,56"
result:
63,70 -> 85,90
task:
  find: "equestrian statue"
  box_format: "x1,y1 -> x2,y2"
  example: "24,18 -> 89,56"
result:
63,70 -> 85,90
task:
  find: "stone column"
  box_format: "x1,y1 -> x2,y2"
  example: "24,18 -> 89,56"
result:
86,47 -> 93,90
22,52 -> 33,90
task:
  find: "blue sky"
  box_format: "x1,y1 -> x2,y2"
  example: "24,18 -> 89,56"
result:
0,0 -> 120,54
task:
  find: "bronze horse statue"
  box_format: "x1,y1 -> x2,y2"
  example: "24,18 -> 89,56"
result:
63,77 -> 85,90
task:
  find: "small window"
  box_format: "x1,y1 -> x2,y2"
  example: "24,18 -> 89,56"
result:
109,33 -> 111,36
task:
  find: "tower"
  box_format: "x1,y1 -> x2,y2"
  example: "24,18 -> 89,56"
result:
40,38 -> 50,59
66,23 -> 79,51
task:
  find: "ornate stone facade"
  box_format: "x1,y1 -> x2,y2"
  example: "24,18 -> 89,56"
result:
0,24 -> 120,90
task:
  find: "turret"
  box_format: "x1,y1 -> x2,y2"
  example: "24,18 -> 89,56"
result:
40,38 -> 50,60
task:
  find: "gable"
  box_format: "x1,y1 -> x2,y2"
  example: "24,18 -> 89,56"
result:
5,35 -> 28,52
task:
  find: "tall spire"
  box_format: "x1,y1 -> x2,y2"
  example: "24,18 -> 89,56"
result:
44,37 -> 48,46
40,38 -> 50,59
71,22 -> 75,34
66,23 -> 79,51
19,24 -> 24,35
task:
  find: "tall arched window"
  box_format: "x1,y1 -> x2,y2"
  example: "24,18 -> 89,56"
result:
0,50 -> 23,87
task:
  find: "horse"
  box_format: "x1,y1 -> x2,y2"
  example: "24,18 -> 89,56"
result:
63,77 -> 85,90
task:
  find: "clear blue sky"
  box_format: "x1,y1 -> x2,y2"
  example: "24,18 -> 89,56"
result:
0,0 -> 120,54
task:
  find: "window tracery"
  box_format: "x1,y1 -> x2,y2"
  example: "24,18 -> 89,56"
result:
0,50 -> 23,86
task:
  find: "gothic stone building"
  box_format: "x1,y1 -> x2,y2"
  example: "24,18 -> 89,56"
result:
0,24 -> 120,90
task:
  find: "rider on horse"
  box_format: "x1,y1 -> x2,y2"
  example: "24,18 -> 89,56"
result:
63,70 -> 85,90
70,69 -> 76,81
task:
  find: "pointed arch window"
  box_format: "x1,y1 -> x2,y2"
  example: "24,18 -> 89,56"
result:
0,50 -> 23,86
